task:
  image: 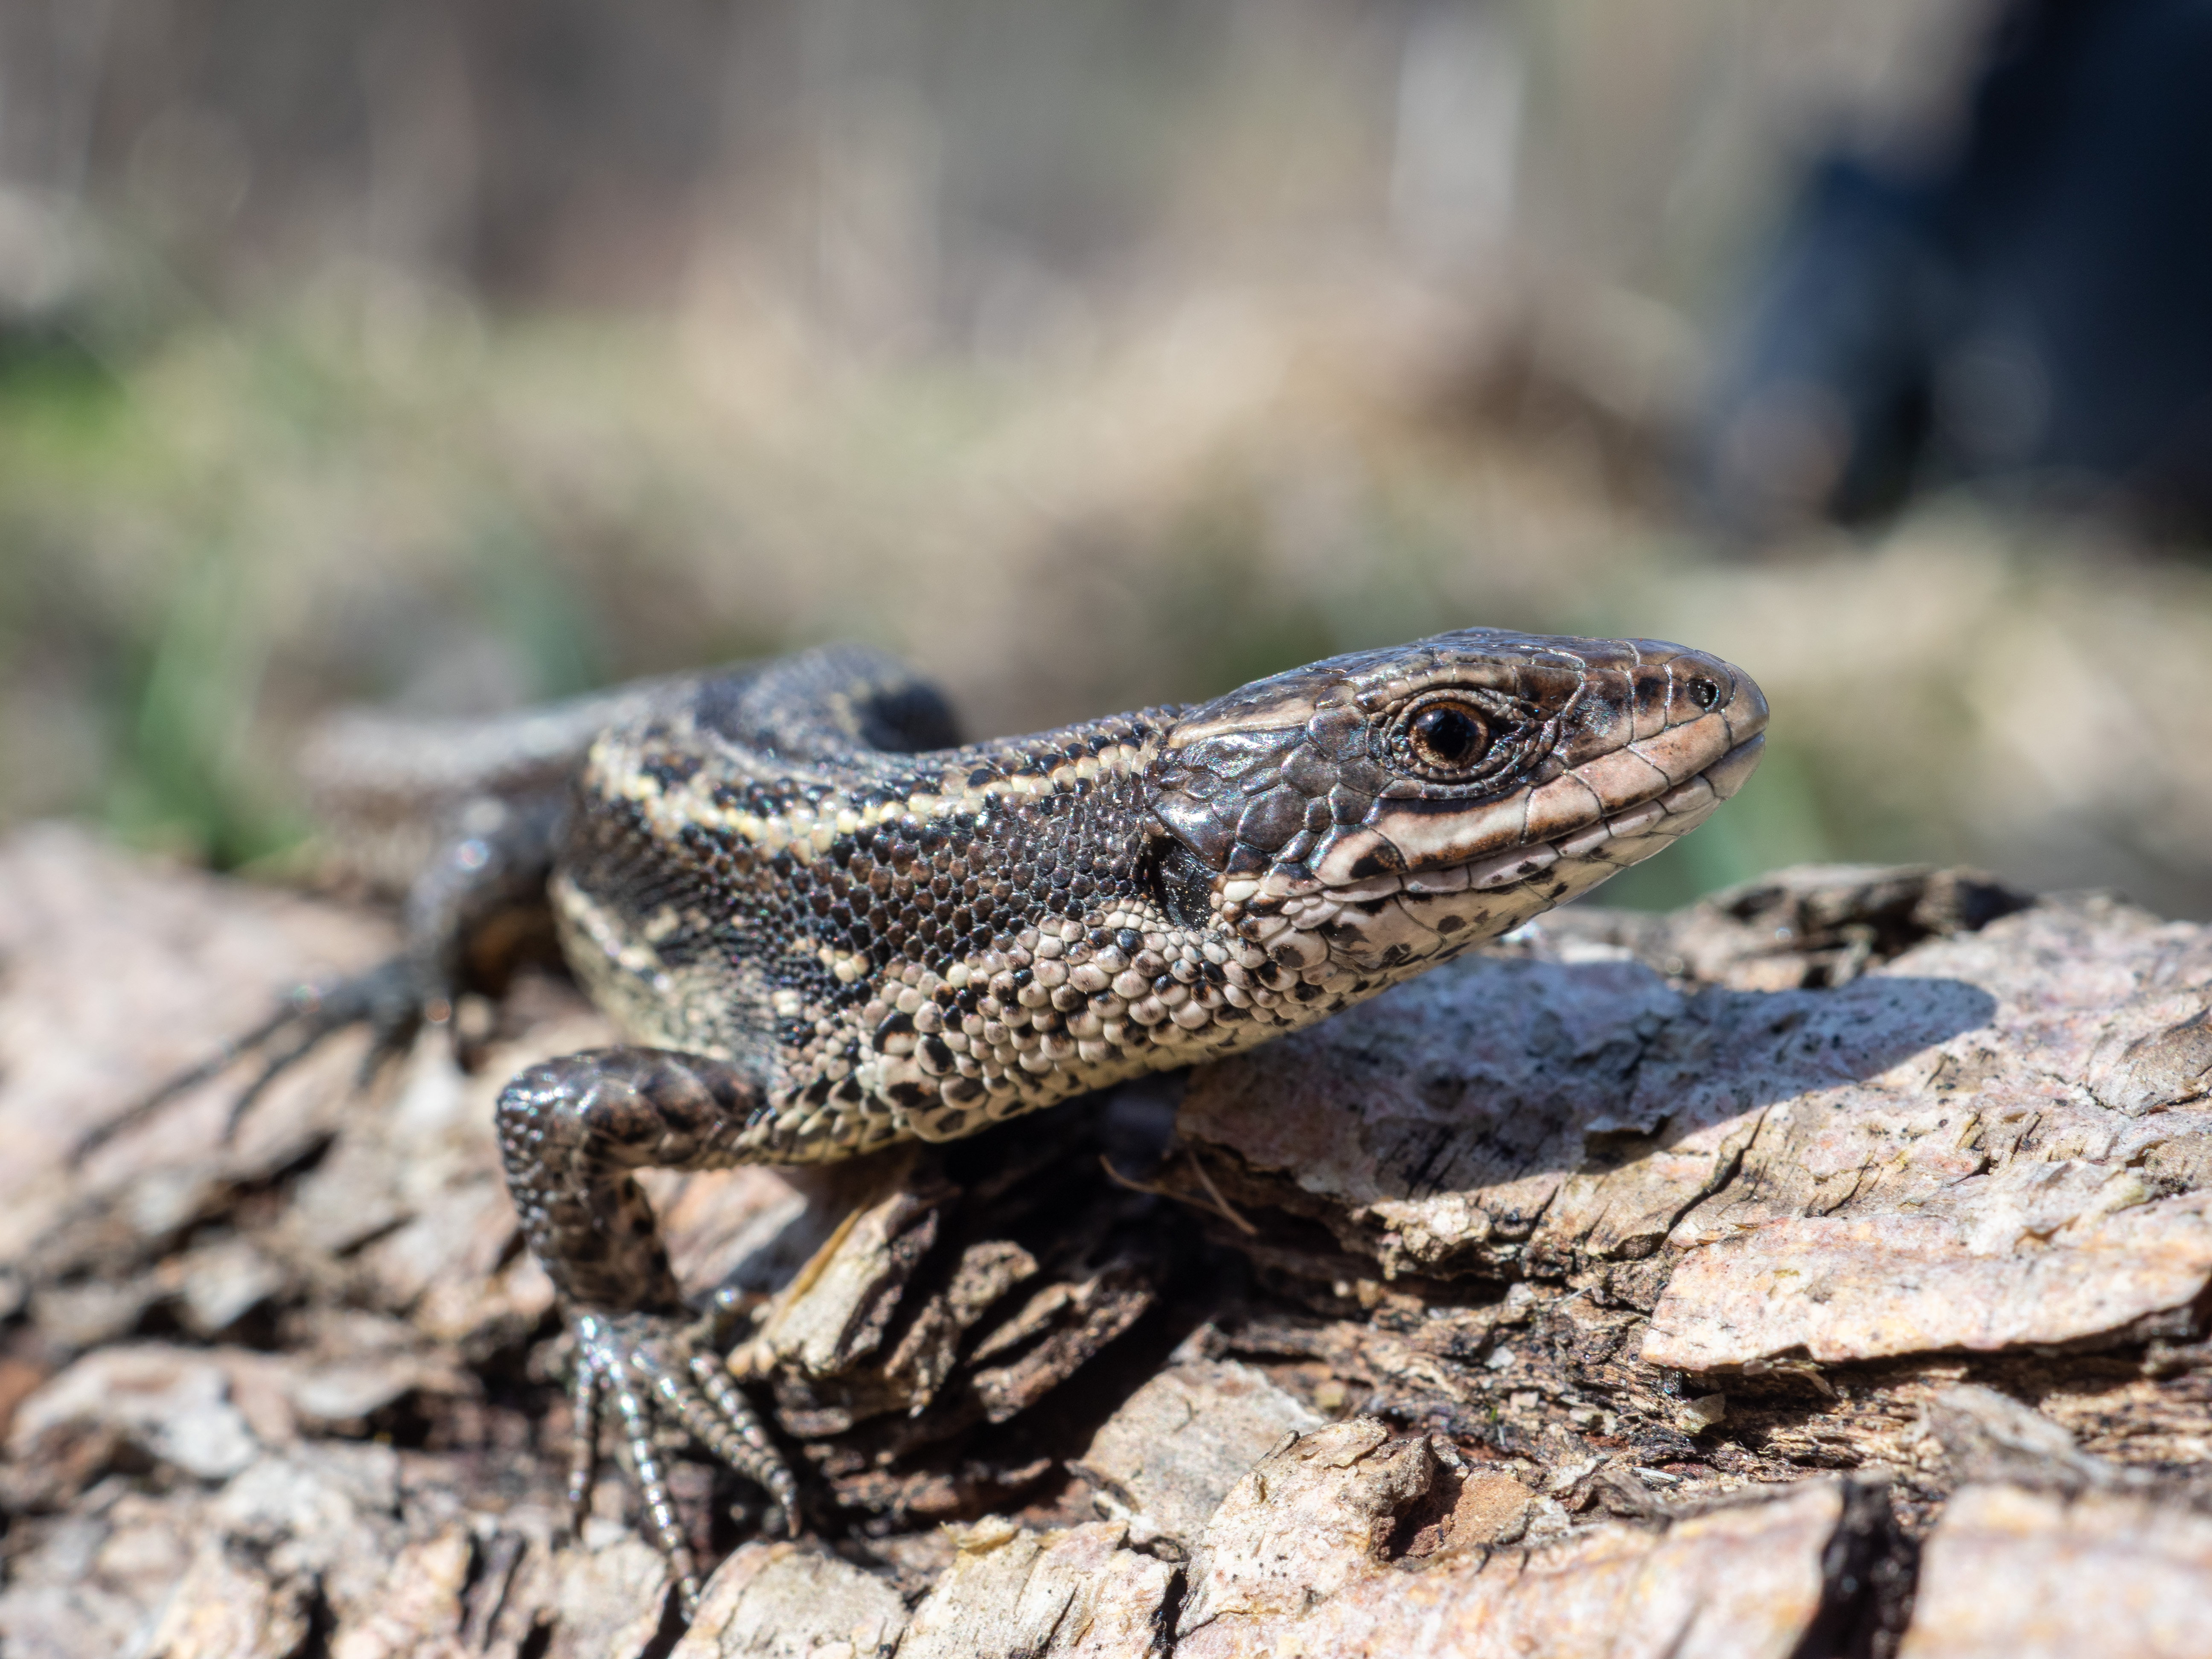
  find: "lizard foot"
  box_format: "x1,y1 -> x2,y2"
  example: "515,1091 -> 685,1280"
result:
567,1307 -> 798,1617
83,954 -> 435,1156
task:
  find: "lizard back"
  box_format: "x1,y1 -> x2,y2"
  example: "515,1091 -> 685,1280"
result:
551,632 -> 1767,1163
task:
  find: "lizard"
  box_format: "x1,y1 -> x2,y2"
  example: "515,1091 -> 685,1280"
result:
105,627 -> 1766,1612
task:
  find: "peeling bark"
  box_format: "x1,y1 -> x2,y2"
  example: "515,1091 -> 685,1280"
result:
3,831 -> 2209,1656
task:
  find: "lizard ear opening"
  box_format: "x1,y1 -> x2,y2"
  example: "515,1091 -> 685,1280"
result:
1149,835 -> 1218,929
856,682 -> 963,753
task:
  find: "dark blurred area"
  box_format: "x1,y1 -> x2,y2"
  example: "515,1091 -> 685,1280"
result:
1704,0 -> 2212,536
4,0 -> 2212,920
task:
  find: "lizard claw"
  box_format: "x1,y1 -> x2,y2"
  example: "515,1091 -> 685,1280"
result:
81,955 -> 435,1157
566,1308 -> 797,1618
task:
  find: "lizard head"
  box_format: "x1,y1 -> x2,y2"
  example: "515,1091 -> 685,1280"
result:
1143,629 -> 1766,978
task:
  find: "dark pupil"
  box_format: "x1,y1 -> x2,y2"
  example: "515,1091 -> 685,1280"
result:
1411,704 -> 1486,769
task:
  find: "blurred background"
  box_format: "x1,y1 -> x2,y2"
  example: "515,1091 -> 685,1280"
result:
3,0 -> 2211,916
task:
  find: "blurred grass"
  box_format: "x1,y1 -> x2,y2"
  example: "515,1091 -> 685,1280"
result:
1,279 -> 2208,920
8,0 -> 2182,926
101,546 -> 293,868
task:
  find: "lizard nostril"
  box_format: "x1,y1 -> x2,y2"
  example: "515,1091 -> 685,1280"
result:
1687,677 -> 1721,710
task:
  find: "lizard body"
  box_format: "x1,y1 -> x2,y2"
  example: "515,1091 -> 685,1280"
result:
171,629 -> 1768,1610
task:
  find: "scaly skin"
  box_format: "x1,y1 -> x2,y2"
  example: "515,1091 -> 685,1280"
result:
174,629 -> 1769,1614
545,631 -> 1766,1156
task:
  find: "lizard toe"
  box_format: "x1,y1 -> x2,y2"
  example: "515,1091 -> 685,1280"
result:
568,1307 -> 799,1615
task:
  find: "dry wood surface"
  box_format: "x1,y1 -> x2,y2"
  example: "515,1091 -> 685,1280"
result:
2,824 -> 2209,1657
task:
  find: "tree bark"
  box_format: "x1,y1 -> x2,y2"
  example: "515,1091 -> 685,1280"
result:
1,827 -> 2206,1657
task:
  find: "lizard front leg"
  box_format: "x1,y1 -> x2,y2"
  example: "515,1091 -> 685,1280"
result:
495,1048 -> 797,1614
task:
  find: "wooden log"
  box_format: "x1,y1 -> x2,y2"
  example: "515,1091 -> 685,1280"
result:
3,829 -> 2209,1656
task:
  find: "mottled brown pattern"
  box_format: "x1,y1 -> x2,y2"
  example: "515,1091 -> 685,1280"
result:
172,629 -> 1765,1613
544,632 -> 1766,1164
480,629 -> 1764,1610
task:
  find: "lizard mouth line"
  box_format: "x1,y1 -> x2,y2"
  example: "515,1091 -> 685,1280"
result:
1234,731 -> 1766,928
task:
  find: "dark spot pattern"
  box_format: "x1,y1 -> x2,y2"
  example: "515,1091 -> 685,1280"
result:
551,630 -> 1762,1162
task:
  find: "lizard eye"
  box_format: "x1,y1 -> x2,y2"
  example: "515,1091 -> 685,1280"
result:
1404,699 -> 1492,775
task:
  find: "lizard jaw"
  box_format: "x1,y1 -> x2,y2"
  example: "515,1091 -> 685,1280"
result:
1225,731 -> 1766,977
